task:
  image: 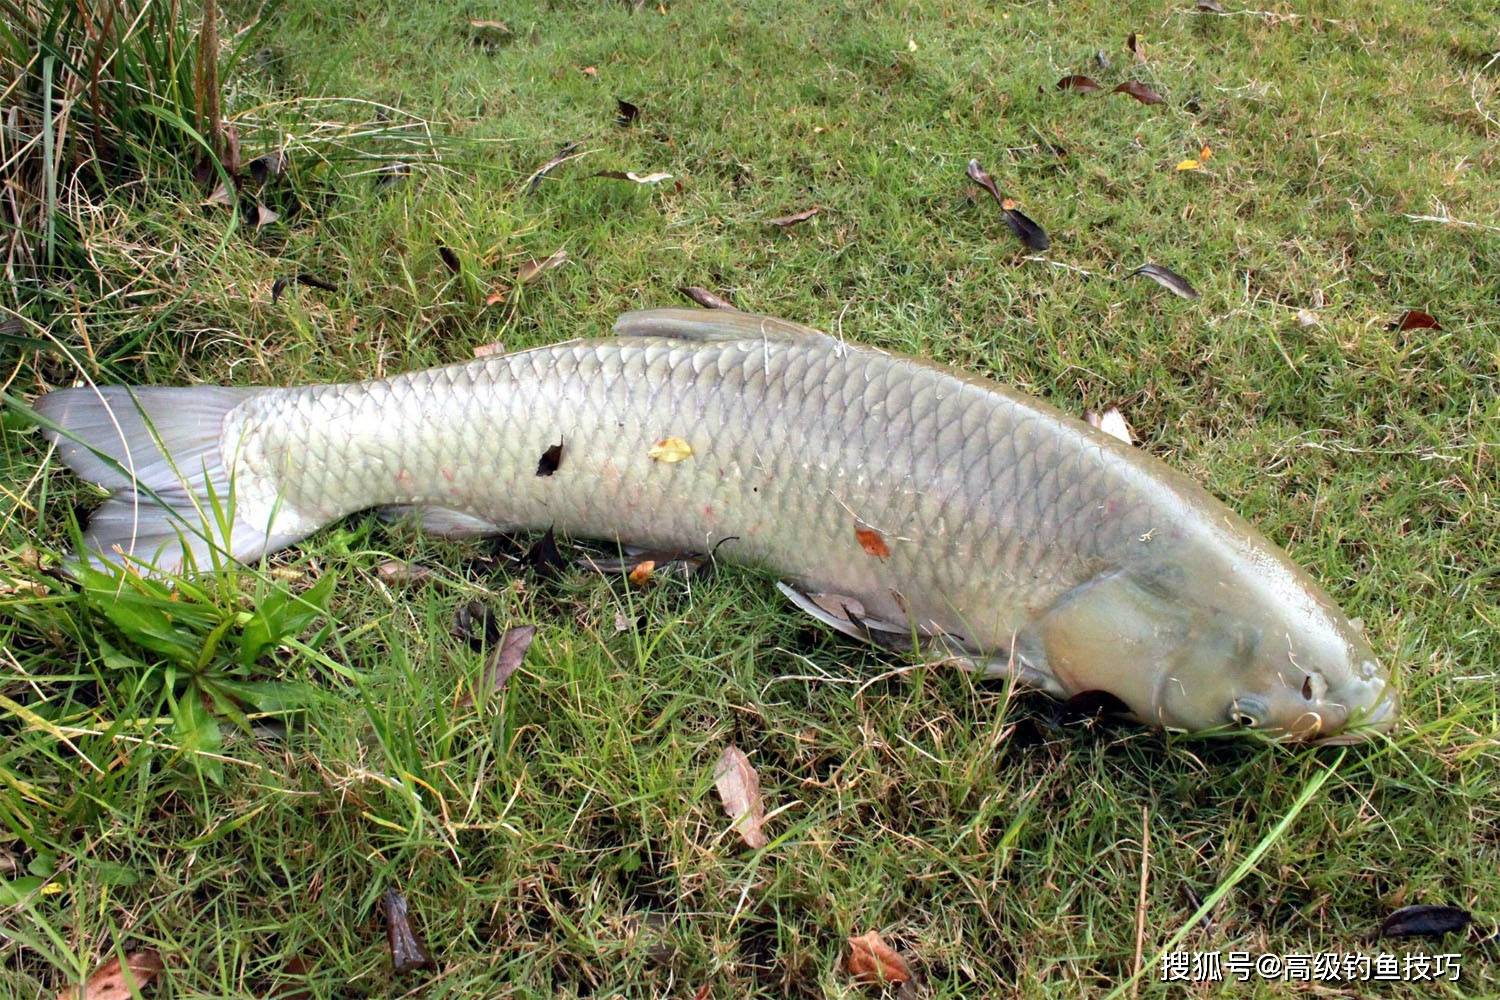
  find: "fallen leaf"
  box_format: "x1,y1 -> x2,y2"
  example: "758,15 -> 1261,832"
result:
468,18 -> 510,30
648,437 -> 693,462
713,746 -> 769,849
1129,263 -> 1199,300
247,151 -> 286,185
1387,309 -> 1440,331
382,889 -> 434,974
766,206 -> 820,227
1199,144 -> 1213,161
590,170 -> 674,185
374,161 -> 410,188
1056,74 -> 1102,93
252,203 -> 279,228
516,250 -> 568,284
1379,905 -> 1472,939
525,526 -> 569,579
855,526 -> 891,559
1176,159 -> 1201,171
376,560 -> 433,584
270,277 -> 288,303
966,160 -> 1050,250
296,273 -> 337,292
627,560 -> 655,586
483,288 -> 507,306
453,600 -> 501,648
965,159 -> 1003,202
1086,407 -> 1134,444
59,950 -> 164,1000
1295,309 -> 1319,328
999,203 -> 1050,251
579,548 -> 706,578
468,18 -> 511,44
1095,49 -> 1111,70
437,244 -> 461,274
580,65 -> 597,77
536,441 -> 564,476
221,125 -> 242,177
525,141 -> 583,193
473,340 -> 507,356
679,286 -> 736,310
615,98 -> 641,127
1196,0 -> 1226,11
476,625 -> 536,698
846,931 -> 913,985
1126,32 -> 1146,64
202,181 -> 235,208
1113,80 -> 1164,105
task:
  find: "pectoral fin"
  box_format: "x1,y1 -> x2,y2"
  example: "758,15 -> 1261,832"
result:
380,505 -> 505,538
776,582 -> 929,652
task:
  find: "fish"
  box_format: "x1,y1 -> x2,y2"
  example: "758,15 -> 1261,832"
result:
32,308 -> 1397,742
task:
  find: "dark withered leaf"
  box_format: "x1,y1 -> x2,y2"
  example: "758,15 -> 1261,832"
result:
476,625 -> 536,698
526,140 -> 582,193
536,440 -> 563,476
615,98 -> 641,127
766,206 -> 819,227
375,161 -> 410,188
579,547 -> 706,578
525,526 -> 569,578
1379,905 -> 1472,940
1001,204 -> 1050,251
1196,0 -> 1226,10
1127,32 -> 1146,63
1114,80 -> 1165,105
248,151 -> 286,185
382,889 -> 434,973
271,277 -> 288,303
1061,689 -> 1133,723
437,244 -> 461,274
453,600 -> 501,648
1388,309 -> 1441,331
1095,49 -> 1111,70
1057,74 -> 1102,93
678,286 -> 736,310
222,124 -> 242,176
1130,263 -> 1199,300
296,273 -> 338,292
965,159 -> 1003,202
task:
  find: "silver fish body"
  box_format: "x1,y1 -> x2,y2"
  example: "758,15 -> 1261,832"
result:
35,309 -> 1397,741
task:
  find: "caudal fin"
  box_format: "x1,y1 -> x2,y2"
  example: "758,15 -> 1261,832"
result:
34,384 -> 301,576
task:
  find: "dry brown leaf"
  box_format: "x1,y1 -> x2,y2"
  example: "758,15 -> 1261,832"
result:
1056,74 -> 1102,93
202,182 -> 234,208
713,746 -> 769,848
516,250 -> 568,284
678,286 -> 736,310
648,437 -> 693,463
627,560 -> 656,586
376,560 -> 433,584
1388,309 -> 1440,331
766,206 -> 819,227
477,625 -> 536,698
1114,80 -> 1164,105
383,889 -> 434,973
855,526 -> 891,559
60,950 -> 164,1000
846,931 -> 913,985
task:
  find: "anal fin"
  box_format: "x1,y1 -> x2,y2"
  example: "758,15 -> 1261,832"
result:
380,505 -> 504,538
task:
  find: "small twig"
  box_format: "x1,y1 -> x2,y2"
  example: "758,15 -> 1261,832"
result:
1473,50 -> 1500,130
1403,212 -> 1500,234
1131,805 -> 1151,997
1023,255 -> 1096,277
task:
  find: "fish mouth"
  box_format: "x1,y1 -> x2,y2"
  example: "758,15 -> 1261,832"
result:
1313,686 -> 1399,745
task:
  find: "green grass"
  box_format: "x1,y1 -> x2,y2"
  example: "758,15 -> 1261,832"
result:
2,0 -> 1498,996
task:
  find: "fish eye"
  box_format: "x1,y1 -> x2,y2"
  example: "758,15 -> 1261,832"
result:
1228,698 -> 1266,728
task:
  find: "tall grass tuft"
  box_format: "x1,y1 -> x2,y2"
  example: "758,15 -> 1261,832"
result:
0,0 -> 252,304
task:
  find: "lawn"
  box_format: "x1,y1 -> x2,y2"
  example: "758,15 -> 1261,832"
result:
1,0 -> 1497,996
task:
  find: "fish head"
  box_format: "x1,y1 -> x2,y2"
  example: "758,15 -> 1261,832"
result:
1032,556 -> 1397,742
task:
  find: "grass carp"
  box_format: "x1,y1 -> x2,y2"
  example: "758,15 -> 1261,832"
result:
34,308 -> 1397,742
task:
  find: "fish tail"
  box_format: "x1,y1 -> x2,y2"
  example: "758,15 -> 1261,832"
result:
34,384 -> 303,577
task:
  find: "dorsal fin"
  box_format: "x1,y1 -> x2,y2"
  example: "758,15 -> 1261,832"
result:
613,308 -> 837,345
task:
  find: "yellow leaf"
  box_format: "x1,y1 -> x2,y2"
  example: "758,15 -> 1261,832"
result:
648,437 -> 693,463
1175,159 -> 1201,171
1200,144 -> 1213,161
628,560 -> 656,586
